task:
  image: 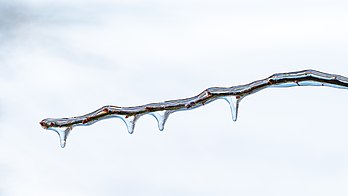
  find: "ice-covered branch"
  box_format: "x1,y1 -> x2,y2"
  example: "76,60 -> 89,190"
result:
40,69 -> 348,148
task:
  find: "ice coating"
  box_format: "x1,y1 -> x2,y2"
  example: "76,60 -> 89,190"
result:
40,69 -> 348,148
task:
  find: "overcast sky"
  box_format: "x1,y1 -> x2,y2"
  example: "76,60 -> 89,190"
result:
1,0 -> 348,195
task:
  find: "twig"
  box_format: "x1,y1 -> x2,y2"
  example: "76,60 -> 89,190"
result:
39,69 -> 348,148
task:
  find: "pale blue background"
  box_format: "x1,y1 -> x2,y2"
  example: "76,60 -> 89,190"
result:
0,0 -> 348,195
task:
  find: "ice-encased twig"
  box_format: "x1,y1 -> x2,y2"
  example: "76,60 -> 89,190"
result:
40,69 -> 348,147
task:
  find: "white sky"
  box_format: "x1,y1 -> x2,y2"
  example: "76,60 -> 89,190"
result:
1,0 -> 348,195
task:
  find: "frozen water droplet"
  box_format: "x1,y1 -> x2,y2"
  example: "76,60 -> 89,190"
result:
151,111 -> 171,131
48,126 -> 73,148
224,96 -> 240,121
120,115 -> 139,134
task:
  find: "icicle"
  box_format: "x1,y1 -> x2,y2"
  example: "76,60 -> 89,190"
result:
150,111 -> 171,131
47,126 -> 73,148
224,96 -> 240,122
119,115 -> 139,134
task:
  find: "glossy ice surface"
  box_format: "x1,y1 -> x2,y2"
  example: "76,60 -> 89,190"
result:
40,70 -> 348,148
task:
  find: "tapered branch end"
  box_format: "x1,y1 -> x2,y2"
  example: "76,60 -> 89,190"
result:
40,120 -> 49,129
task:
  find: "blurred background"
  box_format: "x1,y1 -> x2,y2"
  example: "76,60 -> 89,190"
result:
0,0 -> 348,195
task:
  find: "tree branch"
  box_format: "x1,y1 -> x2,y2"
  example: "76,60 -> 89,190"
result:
39,69 -> 348,148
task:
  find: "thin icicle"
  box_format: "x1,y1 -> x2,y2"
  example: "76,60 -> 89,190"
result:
150,111 -> 171,131
224,96 -> 240,122
48,126 -> 72,148
119,115 -> 139,134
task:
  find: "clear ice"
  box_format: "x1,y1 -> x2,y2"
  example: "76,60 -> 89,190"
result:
40,70 -> 348,148
48,126 -> 72,148
118,115 -> 139,134
150,111 -> 171,131
223,96 -> 240,122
